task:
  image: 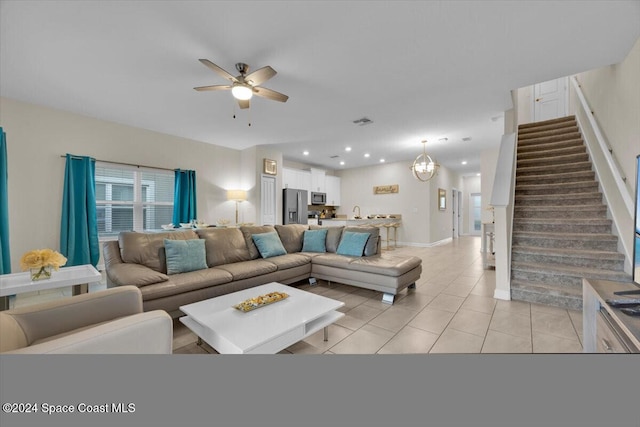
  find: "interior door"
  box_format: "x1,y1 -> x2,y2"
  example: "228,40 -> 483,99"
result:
533,77 -> 568,122
452,189 -> 458,239
261,175 -> 276,225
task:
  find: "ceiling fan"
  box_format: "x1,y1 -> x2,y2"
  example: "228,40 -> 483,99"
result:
194,59 -> 289,109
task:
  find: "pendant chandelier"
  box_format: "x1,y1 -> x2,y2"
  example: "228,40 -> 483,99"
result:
411,140 -> 439,182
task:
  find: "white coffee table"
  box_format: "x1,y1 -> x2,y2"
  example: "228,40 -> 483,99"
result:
179,282 -> 345,354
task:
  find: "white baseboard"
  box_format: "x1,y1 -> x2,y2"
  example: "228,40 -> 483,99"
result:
493,288 -> 511,300
398,237 -> 453,248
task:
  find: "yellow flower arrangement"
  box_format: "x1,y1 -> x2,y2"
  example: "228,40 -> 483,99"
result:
20,249 -> 67,280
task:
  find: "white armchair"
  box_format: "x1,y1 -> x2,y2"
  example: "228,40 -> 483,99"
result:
0,286 -> 172,354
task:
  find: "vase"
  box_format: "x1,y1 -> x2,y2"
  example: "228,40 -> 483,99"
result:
30,265 -> 53,281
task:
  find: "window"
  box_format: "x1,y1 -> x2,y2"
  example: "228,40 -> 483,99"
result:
95,163 -> 174,238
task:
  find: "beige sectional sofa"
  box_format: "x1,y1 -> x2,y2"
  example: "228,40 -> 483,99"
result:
103,224 -> 422,315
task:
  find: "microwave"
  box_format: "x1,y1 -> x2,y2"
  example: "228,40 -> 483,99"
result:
310,192 -> 326,205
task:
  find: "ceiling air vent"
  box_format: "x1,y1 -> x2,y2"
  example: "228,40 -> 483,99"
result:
352,117 -> 373,126
462,137 -> 472,142
329,155 -> 340,159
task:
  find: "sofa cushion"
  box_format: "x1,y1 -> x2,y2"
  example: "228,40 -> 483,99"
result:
106,263 -> 169,287
252,232 -> 287,258
344,226 -> 380,256
119,230 -> 198,273
164,239 -> 208,275
214,259 -> 278,281
347,254 -> 422,277
195,228 -> 252,267
240,225 -> 276,259
310,225 -> 344,253
263,253 -> 311,271
302,229 -> 328,253
274,224 -> 308,253
337,231 -> 371,257
139,268 -> 234,301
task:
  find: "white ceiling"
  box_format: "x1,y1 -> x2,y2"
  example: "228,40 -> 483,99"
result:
1,1 -> 638,175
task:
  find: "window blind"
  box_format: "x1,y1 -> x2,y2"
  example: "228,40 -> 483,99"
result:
95,163 -> 174,238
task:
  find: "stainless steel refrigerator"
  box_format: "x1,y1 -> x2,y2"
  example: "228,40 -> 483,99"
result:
283,188 -> 308,224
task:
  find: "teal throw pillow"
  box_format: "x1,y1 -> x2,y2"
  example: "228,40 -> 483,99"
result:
252,231 -> 287,258
336,231 -> 371,257
302,229 -> 328,253
164,239 -> 207,275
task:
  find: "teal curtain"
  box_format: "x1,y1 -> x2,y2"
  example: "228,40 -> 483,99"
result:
0,128 -> 10,274
60,154 -> 99,267
172,169 -> 197,224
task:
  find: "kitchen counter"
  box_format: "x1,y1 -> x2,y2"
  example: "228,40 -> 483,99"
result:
319,217 -> 401,226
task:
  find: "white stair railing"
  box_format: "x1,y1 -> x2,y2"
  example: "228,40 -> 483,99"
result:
490,132 -> 517,300
570,76 -> 634,273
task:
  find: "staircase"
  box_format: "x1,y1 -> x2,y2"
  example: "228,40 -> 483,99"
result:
510,116 -> 629,310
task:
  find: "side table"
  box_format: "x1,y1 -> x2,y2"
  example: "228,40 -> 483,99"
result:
0,264 -> 102,311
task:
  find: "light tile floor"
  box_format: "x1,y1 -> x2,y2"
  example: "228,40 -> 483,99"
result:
175,236 -> 584,354
9,236 -> 584,354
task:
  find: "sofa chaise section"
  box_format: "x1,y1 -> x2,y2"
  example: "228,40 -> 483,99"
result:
312,252 -> 422,303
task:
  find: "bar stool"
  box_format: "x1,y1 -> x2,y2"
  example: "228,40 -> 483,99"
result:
390,222 -> 401,248
383,223 -> 394,251
374,223 -> 387,251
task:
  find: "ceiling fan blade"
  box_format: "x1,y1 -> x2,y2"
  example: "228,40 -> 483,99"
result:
198,59 -> 237,82
244,66 -> 277,86
193,84 -> 232,92
238,98 -> 250,109
254,87 -> 289,103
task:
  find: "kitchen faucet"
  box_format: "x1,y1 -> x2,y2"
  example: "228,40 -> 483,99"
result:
352,205 -> 361,218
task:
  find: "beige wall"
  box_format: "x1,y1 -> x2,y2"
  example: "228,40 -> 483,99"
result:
336,160 -> 461,246
0,97 -> 245,272
572,36 -> 640,197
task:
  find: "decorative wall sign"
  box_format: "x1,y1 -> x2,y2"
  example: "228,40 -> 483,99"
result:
263,158 -> 277,175
373,184 -> 399,195
438,188 -> 446,210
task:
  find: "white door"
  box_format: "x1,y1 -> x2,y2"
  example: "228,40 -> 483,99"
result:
261,175 -> 276,225
452,189 -> 459,239
533,77 -> 568,122
470,193 -> 482,236
457,190 -> 463,236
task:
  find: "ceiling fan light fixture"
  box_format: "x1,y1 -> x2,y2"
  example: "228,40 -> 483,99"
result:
231,84 -> 253,100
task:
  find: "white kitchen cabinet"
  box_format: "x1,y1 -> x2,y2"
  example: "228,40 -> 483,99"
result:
325,175 -> 341,206
282,167 -> 295,189
310,168 -> 326,193
283,167 -> 312,204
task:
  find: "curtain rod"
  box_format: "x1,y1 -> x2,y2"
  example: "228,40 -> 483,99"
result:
60,155 -> 175,172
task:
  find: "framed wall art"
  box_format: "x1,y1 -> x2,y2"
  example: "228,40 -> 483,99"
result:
263,158 -> 277,175
438,188 -> 446,211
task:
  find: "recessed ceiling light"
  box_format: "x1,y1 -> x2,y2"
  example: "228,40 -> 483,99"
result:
364,153 -> 370,158
476,173 -> 481,176
380,159 -> 385,163
345,147 -> 352,152
339,161 -> 345,166
303,151 -> 309,156
461,161 -> 467,165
